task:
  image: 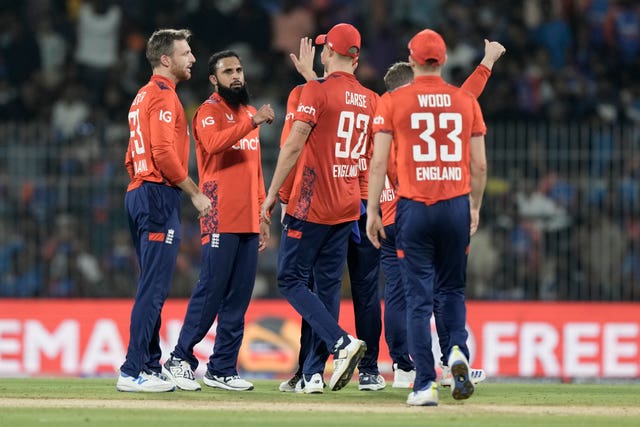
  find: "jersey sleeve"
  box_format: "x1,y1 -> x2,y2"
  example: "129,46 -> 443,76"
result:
293,80 -> 325,127
372,92 -> 394,136
358,91 -> 380,197
148,91 -> 188,185
278,85 -> 304,204
280,85 -> 303,148
470,96 -> 487,136
257,152 -> 266,214
460,64 -> 491,99
192,102 -> 255,154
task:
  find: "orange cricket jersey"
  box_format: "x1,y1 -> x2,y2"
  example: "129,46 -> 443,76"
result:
278,84 -> 304,204
378,64 -> 492,224
358,92 -> 380,201
460,64 -> 491,98
372,75 -> 486,206
125,75 -> 190,191
286,71 -> 378,225
192,93 -> 265,233
379,151 -> 399,227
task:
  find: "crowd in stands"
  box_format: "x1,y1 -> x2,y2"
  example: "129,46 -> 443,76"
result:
0,0 -> 639,299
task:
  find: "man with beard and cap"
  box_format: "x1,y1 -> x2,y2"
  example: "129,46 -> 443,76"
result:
162,50 -> 275,392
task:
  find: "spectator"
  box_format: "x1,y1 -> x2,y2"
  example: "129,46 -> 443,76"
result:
34,15 -> 68,91
533,3 -> 573,70
50,83 -> 90,142
574,208 -> 626,299
73,0 -> 122,103
271,0 -> 316,60
603,0 -> 640,66
41,213 -> 103,297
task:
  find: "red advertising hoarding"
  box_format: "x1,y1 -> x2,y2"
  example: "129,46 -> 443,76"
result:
0,300 -> 638,378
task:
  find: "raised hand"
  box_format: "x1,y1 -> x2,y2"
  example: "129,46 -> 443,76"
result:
480,39 -> 506,70
289,37 -> 318,82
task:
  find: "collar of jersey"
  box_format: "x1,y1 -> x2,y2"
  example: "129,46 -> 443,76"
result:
151,74 -> 176,90
413,75 -> 445,85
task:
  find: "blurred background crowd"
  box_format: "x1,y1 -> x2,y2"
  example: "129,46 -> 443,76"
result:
0,0 -> 639,300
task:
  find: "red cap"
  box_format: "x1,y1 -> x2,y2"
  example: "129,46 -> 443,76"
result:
408,29 -> 447,66
315,23 -> 361,58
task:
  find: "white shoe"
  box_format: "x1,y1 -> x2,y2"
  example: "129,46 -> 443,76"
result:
447,345 -> 474,400
440,363 -> 486,387
303,373 -> 324,394
116,371 -> 176,392
162,356 -> 201,391
279,374 -> 302,393
392,363 -> 415,389
203,372 -> 254,391
406,381 -> 438,406
329,335 -> 367,391
358,373 -> 386,391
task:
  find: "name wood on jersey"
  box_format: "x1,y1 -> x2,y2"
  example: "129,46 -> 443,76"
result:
417,93 -> 451,108
416,166 -> 462,181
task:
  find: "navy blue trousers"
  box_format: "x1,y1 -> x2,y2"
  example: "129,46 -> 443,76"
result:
294,209 -> 382,376
347,207 -> 382,375
293,274 -> 314,377
277,215 -> 351,375
173,233 -> 258,376
396,196 -> 470,391
121,182 -> 182,377
380,223 -> 414,372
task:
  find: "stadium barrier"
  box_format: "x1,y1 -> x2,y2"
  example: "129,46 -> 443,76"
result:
0,299 -> 637,379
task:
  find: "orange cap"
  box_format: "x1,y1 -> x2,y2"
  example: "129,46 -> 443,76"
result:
315,23 -> 361,58
408,29 -> 447,66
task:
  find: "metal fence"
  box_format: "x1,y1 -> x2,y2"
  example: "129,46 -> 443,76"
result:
1,120 -> 639,300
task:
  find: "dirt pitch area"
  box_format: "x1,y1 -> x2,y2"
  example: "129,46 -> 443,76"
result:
1,398 -> 639,417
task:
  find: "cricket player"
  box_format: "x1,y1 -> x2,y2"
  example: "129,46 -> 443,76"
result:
367,29 -> 488,406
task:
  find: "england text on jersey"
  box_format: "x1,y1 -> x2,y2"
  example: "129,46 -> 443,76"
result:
416,166 -> 462,181
332,164 -> 359,178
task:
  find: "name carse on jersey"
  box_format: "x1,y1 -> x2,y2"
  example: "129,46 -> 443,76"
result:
345,90 -> 367,107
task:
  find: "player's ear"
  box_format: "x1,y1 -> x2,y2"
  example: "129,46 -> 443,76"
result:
160,54 -> 171,68
209,74 -> 217,87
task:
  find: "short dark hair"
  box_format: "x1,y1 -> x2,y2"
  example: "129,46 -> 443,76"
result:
208,50 -> 241,76
383,62 -> 414,91
146,28 -> 192,69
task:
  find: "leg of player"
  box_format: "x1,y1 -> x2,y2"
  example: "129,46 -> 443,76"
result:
380,223 -> 415,388
348,209 -> 385,391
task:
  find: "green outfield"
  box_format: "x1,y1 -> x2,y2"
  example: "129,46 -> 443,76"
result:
0,378 -> 638,427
